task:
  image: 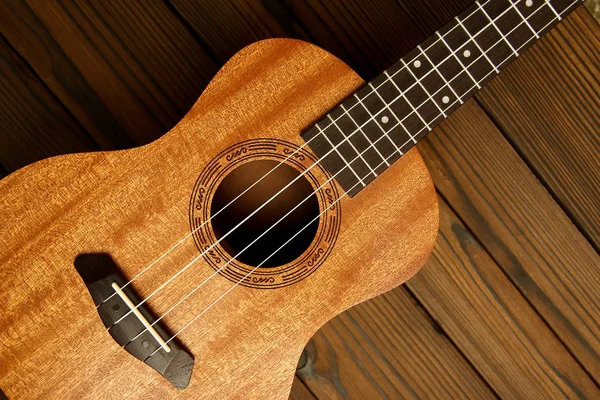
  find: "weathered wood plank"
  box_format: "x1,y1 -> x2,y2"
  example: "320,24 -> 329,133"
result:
168,0 -> 305,62
0,1 -> 133,150
280,0 -> 420,79
169,0 -> 363,78
280,0 -> 599,394
0,36 -> 98,172
375,0 -> 599,255
1,0 -> 220,147
401,0 -> 600,256
418,100 -> 600,381
587,0 -> 600,21
296,284 -> 495,399
289,378 -> 316,400
396,0 -> 471,35
0,163 -> 7,179
397,0 -> 600,380
476,7 -> 600,251
407,197 -> 599,398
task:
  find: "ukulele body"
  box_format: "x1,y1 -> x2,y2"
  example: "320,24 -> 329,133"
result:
0,39 -> 438,399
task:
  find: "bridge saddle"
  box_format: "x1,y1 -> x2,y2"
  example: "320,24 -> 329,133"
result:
74,253 -> 194,390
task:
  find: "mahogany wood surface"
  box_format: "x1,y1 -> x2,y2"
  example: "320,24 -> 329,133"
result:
0,37 -> 439,399
0,0 -> 598,399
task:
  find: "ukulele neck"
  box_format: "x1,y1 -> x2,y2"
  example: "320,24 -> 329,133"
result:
301,0 -> 583,197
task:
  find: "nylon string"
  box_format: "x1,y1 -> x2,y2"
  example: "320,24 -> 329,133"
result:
107,0 -> 573,350
111,0 -> 537,327
148,0 -> 573,353
100,0 -> 501,309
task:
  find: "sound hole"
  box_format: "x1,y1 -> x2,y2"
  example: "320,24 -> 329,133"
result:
210,160 -> 320,269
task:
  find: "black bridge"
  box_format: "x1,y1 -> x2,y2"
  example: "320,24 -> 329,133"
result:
75,253 -> 194,389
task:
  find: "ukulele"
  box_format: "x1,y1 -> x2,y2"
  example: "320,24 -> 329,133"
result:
0,0 -> 585,398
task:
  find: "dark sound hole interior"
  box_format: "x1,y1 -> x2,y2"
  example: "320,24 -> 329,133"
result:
210,160 -> 320,269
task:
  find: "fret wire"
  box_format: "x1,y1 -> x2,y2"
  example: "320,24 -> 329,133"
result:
339,0 -> 552,159
313,0 -> 499,137
379,0 -> 535,130
352,0 -> 570,174
327,114 -> 377,178
509,0 -> 540,38
342,101 -> 391,166
311,0 -> 572,153
400,58 -> 448,118
368,0 -> 537,143
383,71 -> 419,143
318,0 -> 559,198
455,16 -> 500,73
317,124 -> 366,186
390,0 -> 571,155
148,1 -> 582,347
436,31 -> 482,89
327,0 -> 536,161
417,44 -> 464,105
544,0 -> 563,20
309,0 -> 562,185
385,69 -> 432,131
476,0 -> 520,56
366,84 -> 405,154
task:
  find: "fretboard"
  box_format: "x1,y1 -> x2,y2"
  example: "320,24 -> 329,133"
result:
301,0 -> 583,197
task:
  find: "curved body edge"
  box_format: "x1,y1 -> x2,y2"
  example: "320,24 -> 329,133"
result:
0,38 -> 438,399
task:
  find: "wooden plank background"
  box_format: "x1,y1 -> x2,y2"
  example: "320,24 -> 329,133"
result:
1,0 -> 598,398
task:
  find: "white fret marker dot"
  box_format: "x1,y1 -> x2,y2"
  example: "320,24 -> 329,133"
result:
463,49 -> 471,58
381,116 -> 390,124
526,0 -> 533,7
442,96 -> 450,104
414,60 -> 422,68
